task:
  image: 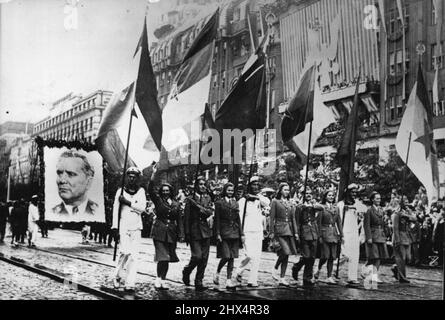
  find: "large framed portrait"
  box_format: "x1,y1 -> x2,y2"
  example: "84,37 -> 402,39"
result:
43,146 -> 105,223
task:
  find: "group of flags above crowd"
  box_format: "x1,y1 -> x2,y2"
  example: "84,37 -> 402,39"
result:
94,6 -> 441,204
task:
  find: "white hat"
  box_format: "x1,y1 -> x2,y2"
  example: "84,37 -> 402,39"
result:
249,176 -> 260,183
126,167 -> 141,175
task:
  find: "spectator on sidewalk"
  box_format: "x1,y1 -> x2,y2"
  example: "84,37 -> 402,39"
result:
18,199 -> 28,244
420,217 -> 434,265
27,195 -> 40,247
432,207 -> 444,266
0,201 -> 9,243
10,201 -> 22,246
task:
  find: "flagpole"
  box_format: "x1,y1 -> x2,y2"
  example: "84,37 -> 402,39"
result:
401,132 -> 412,204
6,166 -> 11,202
113,107 -> 135,261
302,121 -> 313,202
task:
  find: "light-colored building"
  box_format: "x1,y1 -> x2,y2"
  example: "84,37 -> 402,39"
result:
9,135 -> 35,184
278,0 -> 381,156
32,90 -> 113,143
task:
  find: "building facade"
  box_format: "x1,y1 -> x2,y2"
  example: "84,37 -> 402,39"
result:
278,0 -> 381,156
9,135 -> 35,185
378,0 -> 445,160
32,90 -> 113,143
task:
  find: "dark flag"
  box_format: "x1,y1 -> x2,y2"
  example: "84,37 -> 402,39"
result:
162,10 -> 219,151
280,65 -> 316,143
135,17 -> 163,151
215,51 -> 267,133
95,83 -> 138,172
336,67 -> 362,201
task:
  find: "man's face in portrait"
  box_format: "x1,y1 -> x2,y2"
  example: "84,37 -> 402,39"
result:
56,156 -> 92,205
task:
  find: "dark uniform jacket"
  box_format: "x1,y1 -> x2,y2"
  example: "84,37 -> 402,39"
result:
391,211 -> 411,246
296,204 -> 322,241
364,205 -> 386,243
214,197 -> 242,240
270,199 -> 298,237
148,182 -> 183,243
184,193 -> 214,241
317,204 -> 343,243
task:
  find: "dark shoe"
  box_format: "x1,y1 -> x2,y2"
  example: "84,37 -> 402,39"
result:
391,266 -> 399,280
124,287 -> 135,293
346,280 -> 360,287
182,269 -> 190,286
247,283 -> 259,288
195,285 -> 208,292
399,278 -> 410,284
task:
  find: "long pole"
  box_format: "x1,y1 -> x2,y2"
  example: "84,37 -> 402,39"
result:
241,134 -> 257,230
401,132 -> 412,204
302,121 -> 313,202
113,107 -> 135,261
6,166 -> 11,202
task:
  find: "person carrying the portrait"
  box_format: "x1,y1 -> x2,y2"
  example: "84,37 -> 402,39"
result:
269,182 -> 299,287
213,182 -> 243,291
314,189 -> 343,284
111,167 -> 146,292
53,150 -> 98,220
27,195 -> 40,248
363,191 -> 389,285
233,176 -> 270,288
148,164 -> 183,290
182,176 -> 214,292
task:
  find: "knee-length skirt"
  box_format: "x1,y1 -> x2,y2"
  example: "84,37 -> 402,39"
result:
319,241 -> 338,259
365,242 -> 389,260
217,238 -> 240,259
154,240 -> 179,262
277,235 -> 298,256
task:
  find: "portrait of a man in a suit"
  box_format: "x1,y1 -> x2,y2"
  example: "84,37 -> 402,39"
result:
52,150 -> 98,219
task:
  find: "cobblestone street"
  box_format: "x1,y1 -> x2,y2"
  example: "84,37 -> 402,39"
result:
0,259 -> 102,300
0,229 -> 442,300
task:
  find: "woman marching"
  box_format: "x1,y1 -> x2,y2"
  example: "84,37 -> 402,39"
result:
363,191 -> 389,284
148,164 -> 183,290
314,189 -> 343,284
269,183 -> 299,286
213,183 -> 244,290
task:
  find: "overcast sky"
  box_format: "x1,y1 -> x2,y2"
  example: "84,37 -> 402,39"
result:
0,0 -> 172,124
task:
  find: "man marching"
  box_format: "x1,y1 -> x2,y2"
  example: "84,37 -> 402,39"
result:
182,176 -> 214,291
111,167 -> 146,292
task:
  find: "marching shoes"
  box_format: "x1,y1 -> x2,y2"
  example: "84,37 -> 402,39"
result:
272,268 -> 280,281
226,279 -> 237,290
279,278 -> 290,286
213,273 -> 220,285
155,277 -> 162,289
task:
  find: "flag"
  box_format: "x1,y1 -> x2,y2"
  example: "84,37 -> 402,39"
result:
285,72 -> 336,162
396,64 -> 440,204
215,50 -> 267,134
161,10 -> 218,152
135,17 -> 163,151
95,83 -> 138,172
281,64 -> 316,143
336,67 -> 362,201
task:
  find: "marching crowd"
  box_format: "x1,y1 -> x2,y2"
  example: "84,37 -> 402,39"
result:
109,165 -> 445,292
0,166 -> 444,294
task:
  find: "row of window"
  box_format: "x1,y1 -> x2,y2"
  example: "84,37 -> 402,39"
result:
34,98 -> 97,133
386,91 -> 445,122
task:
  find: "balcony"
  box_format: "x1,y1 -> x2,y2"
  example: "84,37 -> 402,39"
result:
229,19 -> 248,36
